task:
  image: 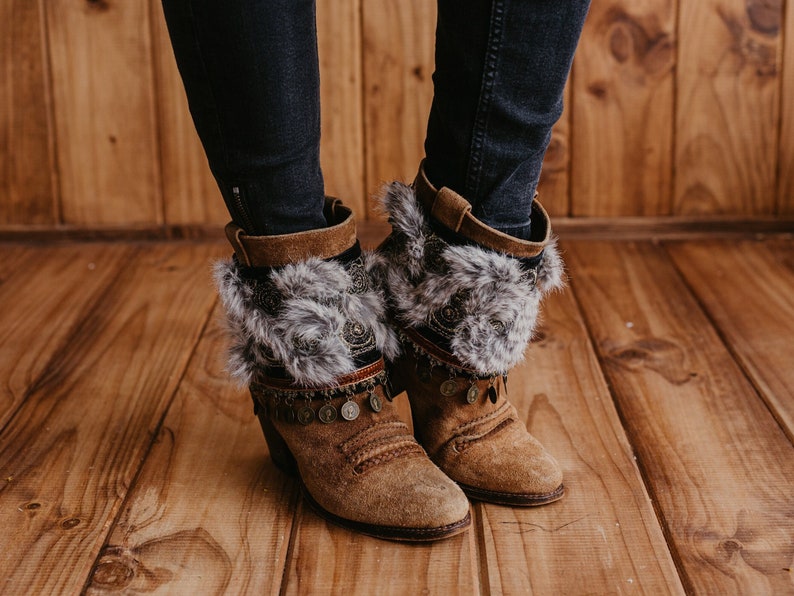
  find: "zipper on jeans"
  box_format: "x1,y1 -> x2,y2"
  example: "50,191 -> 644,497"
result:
232,185 -> 256,233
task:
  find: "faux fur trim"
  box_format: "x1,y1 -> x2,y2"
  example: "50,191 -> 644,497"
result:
377,181 -> 565,375
214,254 -> 399,387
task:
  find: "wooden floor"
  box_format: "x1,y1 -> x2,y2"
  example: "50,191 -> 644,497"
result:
1,235 -> 793,595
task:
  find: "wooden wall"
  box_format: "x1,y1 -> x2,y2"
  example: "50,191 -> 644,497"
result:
1,0 -> 792,231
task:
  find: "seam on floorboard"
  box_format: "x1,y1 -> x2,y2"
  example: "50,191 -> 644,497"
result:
78,291 -> 220,594
662,239 -> 794,447
565,240 -> 695,595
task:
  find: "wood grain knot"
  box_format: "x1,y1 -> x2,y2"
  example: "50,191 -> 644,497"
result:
746,0 -> 781,35
718,7 -> 778,77
608,338 -> 694,385
719,538 -> 743,555
695,509 -> 794,576
91,559 -> 135,589
602,8 -> 673,77
61,517 -> 82,530
85,0 -> 111,12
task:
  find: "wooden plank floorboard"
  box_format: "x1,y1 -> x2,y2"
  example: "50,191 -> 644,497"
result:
0,243 -> 219,594
476,286 -> 684,594
0,244 -> 134,429
85,305 -> 297,595
281,501 -> 479,595
666,240 -> 794,442
2,238 -> 792,594
566,241 -> 794,594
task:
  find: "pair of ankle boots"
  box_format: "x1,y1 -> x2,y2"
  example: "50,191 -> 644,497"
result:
214,166 -> 565,541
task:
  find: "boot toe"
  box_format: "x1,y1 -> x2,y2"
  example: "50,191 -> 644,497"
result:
440,430 -> 564,506
306,455 -> 471,540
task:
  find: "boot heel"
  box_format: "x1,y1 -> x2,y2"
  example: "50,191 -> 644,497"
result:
257,415 -> 298,476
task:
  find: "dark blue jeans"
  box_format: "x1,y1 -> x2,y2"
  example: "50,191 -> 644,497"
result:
161,0 -> 590,238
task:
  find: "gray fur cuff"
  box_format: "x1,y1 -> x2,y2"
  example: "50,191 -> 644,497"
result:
376,181 -> 565,375
214,254 -> 400,387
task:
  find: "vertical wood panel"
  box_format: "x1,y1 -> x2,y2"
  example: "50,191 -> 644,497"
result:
150,0 -> 225,226
778,0 -> 794,214
675,0 -> 783,216
0,0 -> 56,225
537,84 -> 571,217
572,0 -> 676,217
363,0 -> 436,220
46,0 -> 162,225
317,0 -> 367,217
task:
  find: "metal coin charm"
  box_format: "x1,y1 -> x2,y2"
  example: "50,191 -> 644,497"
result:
466,384 -> 479,404
440,379 -> 459,397
297,406 -> 315,425
284,406 -> 297,424
488,385 -> 498,404
341,400 -> 360,421
318,404 -> 337,424
369,392 -> 382,412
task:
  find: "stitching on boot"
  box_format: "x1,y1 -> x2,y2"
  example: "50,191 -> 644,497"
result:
346,435 -> 418,464
338,419 -> 410,454
444,401 -> 517,453
353,444 -> 426,475
338,421 -> 426,474
375,181 -> 565,375
453,400 -> 513,435
452,418 -> 515,453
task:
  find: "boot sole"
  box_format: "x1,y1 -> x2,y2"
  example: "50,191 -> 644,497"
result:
458,482 -> 565,507
299,483 -> 472,542
260,414 -> 472,541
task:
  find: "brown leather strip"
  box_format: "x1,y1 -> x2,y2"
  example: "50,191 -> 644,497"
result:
224,197 -> 357,267
256,358 -> 385,392
414,161 -> 551,259
402,327 -> 474,373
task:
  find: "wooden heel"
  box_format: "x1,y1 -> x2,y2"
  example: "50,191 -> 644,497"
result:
257,415 -> 298,476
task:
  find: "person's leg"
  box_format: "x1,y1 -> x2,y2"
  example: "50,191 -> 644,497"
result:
160,0 -> 326,235
424,0 -> 591,239
160,1 -> 472,540
377,0 -> 591,506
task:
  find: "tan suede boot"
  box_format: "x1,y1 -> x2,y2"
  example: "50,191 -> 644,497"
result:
374,166 -> 565,506
215,198 -> 470,540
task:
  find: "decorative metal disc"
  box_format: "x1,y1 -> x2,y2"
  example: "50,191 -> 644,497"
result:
440,379 -> 459,397
297,406 -> 315,425
369,393 -> 383,412
318,404 -> 337,424
284,406 -> 297,424
341,401 -> 360,421
466,385 -> 480,404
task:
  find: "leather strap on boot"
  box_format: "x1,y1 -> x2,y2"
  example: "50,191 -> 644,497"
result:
224,197 -> 357,267
413,161 -> 552,259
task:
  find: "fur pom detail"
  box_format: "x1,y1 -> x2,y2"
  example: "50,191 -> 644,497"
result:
377,182 -> 565,375
214,254 -> 398,387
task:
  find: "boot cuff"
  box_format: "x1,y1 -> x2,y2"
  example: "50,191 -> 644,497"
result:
214,252 -> 400,387
376,181 -> 565,375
